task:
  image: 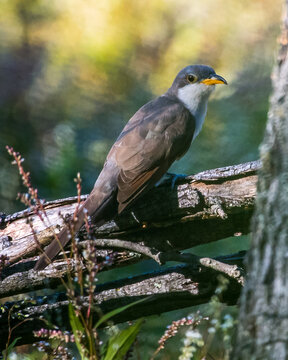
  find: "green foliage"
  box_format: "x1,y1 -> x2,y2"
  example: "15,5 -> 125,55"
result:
94,297 -> 148,329
0,0 -> 281,213
2,337 -> 21,360
68,303 -> 88,359
102,319 -> 143,360
68,301 -> 145,359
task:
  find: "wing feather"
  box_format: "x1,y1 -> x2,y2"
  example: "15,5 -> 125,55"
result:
109,95 -> 195,213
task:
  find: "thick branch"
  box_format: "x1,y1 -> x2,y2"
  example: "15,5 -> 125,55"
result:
0,161 -> 259,266
0,161 -> 258,299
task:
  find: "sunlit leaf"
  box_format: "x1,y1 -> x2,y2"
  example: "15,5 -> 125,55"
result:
103,319 -> 143,360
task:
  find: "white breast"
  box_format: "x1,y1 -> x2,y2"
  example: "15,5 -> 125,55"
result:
177,83 -> 214,141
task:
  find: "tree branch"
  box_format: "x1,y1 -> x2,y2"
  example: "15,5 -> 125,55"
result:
0,161 -> 258,298
0,160 -> 259,265
0,161 -> 257,348
0,252 -> 245,348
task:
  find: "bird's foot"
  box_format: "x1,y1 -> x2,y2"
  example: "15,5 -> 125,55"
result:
156,173 -> 188,189
0,212 -> 7,230
168,173 -> 188,189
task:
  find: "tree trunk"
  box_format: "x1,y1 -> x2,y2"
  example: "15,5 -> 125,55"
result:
233,3 -> 288,359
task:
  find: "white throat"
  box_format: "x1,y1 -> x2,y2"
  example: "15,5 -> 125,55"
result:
177,83 -> 214,141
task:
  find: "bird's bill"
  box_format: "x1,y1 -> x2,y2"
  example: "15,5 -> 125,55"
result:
200,74 -> 227,86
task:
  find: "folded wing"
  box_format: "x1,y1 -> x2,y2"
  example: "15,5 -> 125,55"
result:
108,95 -> 196,213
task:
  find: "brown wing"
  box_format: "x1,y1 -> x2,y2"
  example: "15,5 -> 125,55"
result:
110,95 -> 195,213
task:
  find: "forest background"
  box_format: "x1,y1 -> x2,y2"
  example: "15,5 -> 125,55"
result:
0,0 -> 282,358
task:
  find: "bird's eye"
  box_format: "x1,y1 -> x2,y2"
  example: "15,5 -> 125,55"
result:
186,74 -> 198,83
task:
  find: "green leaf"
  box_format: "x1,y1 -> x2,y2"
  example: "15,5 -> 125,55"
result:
2,337 -> 21,358
68,302 -> 88,360
103,319 -> 143,360
94,297 -> 148,329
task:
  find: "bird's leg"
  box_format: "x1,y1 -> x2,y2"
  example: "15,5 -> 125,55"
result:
155,172 -> 188,189
169,173 -> 188,189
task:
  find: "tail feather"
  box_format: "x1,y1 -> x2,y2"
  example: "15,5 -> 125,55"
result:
34,226 -> 71,270
34,188 -> 117,270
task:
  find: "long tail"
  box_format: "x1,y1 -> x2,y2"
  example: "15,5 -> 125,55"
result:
34,186 -> 117,270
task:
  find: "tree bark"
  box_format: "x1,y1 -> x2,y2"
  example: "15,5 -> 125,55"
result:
0,253 -> 245,348
233,4 -> 288,359
0,161 -> 258,267
0,161 -> 257,299
0,161 -> 256,349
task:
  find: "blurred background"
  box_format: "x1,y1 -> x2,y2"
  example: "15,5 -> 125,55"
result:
0,0 -> 282,358
0,0 -> 281,214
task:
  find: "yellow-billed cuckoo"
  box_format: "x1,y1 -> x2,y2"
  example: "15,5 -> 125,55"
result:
34,64 -> 227,270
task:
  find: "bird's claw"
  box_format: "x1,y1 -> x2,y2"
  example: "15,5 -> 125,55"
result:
155,173 -> 188,188
167,173 -> 187,189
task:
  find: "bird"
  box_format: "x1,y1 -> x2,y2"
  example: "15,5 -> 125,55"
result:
34,64 -> 227,270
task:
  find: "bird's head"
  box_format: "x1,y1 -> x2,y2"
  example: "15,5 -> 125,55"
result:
168,65 -> 227,110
